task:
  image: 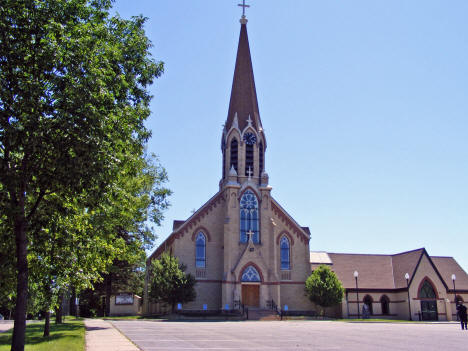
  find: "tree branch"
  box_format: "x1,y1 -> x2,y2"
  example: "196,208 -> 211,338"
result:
26,189 -> 46,220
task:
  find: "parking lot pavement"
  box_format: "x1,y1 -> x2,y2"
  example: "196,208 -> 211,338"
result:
111,320 -> 468,351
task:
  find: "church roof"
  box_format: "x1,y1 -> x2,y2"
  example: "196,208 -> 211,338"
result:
311,248 -> 468,291
225,22 -> 263,135
431,256 -> 468,291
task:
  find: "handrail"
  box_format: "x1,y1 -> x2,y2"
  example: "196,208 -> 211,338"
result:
267,299 -> 282,320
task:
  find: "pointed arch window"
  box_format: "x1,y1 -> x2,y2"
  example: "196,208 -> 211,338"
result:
195,232 -> 206,268
258,142 -> 264,178
230,139 -> 238,172
280,236 -> 290,270
241,265 -> 261,282
419,280 -> 436,298
240,190 -> 259,243
245,143 -> 254,176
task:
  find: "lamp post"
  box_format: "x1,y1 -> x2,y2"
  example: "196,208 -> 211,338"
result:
452,274 -> 457,321
354,270 -> 360,319
405,273 -> 412,321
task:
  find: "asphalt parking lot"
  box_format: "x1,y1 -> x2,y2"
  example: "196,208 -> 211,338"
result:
111,320 -> 467,351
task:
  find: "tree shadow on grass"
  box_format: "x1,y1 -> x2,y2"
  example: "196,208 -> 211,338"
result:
0,321 -> 83,346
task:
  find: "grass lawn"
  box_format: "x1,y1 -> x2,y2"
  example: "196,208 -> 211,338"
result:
0,319 -> 84,351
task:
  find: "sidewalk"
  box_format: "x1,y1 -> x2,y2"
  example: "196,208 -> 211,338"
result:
85,319 -> 139,351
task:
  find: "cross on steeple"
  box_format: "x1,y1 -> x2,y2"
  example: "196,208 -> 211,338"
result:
238,0 -> 250,18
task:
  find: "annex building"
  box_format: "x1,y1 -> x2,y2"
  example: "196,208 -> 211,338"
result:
144,13 -> 468,321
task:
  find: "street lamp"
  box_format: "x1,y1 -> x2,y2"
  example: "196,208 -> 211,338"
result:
452,274 -> 457,321
405,273 -> 411,321
354,270 -> 360,319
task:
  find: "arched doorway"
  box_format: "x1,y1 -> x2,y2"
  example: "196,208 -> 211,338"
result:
241,265 -> 261,307
419,279 -> 438,321
363,295 -> 373,316
380,295 -> 390,315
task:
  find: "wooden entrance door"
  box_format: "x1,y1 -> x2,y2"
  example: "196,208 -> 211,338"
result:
242,284 -> 260,307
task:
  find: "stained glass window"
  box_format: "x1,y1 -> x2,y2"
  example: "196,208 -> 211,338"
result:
419,280 -> 436,298
240,190 -> 259,243
280,236 -> 290,270
241,265 -> 261,282
195,232 -> 206,268
230,139 -> 238,172
259,142 -> 264,178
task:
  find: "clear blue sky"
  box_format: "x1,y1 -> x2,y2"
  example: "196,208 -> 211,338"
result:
112,1 -> 468,272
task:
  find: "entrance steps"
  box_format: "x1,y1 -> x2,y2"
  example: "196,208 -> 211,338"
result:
247,309 -> 281,321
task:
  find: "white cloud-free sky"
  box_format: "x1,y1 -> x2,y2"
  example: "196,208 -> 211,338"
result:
112,1 -> 468,272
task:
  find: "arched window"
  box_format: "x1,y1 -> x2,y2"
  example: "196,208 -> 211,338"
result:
195,232 -> 206,268
240,190 -> 259,243
245,143 -> 254,176
280,236 -> 290,270
380,295 -> 390,315
258,142 -> 264,178
363,295 -> 373,315
230,138 -> 238,172
419,280 -> 436,298
241,265 -> 261,282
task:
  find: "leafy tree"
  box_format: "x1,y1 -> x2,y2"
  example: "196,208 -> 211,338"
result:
149,253 -> 196,313
305,265 -> 344,316
0,0 -> 163,349
82,154 -> 171,317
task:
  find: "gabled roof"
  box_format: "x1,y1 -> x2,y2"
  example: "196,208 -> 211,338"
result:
325,253 -> 395,290
311,248 -> 468,291
225,22 -> 263,135
432,256 -> 468,291
391,248 -> 425,288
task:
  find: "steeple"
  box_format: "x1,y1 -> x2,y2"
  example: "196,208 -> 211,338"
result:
221,9 -> 268,187
225,18 -> 263,135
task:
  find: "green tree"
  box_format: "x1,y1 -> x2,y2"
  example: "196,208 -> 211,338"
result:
0,1 -> 163,349
305,265 -> 344,317
149,253 -> 196,313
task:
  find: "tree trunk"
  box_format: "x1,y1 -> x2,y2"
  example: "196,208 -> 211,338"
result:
43,311 -> 50,337
105,274 -> 112,317
11,212 -> 28,351
55,295 -> 63,324
70,288 -> 76,317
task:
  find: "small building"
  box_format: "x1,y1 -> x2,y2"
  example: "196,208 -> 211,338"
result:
109,293 -> 142,316
311,248 -> 468,320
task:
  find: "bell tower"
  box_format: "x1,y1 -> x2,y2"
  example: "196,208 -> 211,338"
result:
220,10 -> 268,188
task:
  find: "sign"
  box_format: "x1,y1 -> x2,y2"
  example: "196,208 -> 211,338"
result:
115,293 -> 134,305
177,303 -> 182,310
203,304 -> 207,310
224,304 -> 229,310
284,305 -> 288,311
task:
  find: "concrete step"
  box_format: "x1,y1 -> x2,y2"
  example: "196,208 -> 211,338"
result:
247,309 -> 281,321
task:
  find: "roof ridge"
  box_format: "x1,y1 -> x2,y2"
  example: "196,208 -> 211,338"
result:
391,248 -> 425,256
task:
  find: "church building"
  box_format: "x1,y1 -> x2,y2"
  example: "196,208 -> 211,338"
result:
144,11 -> 468,320
145,13 -> 313,314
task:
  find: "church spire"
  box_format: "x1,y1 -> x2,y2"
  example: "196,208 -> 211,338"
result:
225,12 -> 263,135
221,7 -> 267,186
